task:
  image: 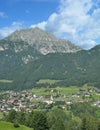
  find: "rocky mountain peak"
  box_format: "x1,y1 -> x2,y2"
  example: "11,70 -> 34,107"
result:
4,27 -> 82,55
0,27 -> 83,78
0,27 -> 82,67
6,27 -> 57,44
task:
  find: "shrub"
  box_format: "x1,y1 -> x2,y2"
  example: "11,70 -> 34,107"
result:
13,122 -> 20,128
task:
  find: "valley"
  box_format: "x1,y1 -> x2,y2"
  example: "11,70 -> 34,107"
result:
0,28 -> 100,130
0,85 -> 100,130
0,85 -> 100,113
0,0 -> 100,129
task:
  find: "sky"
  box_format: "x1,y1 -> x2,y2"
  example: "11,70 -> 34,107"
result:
0,0 -> 100,49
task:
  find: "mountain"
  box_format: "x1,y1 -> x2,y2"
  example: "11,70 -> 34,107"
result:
0,27 -> 99,91
0,27 -> 82,76
6,27 -> 82,55
8,45 -> 100,90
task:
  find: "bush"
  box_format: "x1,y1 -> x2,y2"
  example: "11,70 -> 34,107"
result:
13,122 -> 20,128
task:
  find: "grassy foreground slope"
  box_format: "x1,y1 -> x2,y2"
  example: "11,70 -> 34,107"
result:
0,121 -> 32,130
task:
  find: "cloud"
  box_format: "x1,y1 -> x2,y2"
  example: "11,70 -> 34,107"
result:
31,0 -> 100,49
0,22 -> 24,38
0,11 -> 7,18
30,21 -> 47,30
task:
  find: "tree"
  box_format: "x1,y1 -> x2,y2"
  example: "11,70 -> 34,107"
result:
25,111 -> 35,128
81,116 -> 98,130
47,108 -> 68,130
51,118 -> 65,130
32,111 -> 49,130
6,109 -> 17,123
81,118 -> 87,130
17,110 -> 26,125
13,121 -> 20,128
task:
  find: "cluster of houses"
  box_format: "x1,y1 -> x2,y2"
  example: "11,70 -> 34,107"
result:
0,87 -> 100,113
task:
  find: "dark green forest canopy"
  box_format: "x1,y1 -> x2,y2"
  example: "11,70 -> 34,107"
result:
0,45 -> 100,90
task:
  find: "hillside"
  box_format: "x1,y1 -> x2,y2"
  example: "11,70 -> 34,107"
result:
8,45 -> 100,90
0,121 -> 32,130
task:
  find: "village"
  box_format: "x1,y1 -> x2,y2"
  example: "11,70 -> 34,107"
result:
0,87 -> 100,113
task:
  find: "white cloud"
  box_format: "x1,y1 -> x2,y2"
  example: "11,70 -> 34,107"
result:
80,39 -> 96,49
30,21 -> 47,30
31,0 -> 100,49
0,22 -> 24,38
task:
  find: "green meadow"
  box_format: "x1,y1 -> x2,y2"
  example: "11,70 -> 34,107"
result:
0,113 -> 3,119
36,79 -> 61,85
0,80 -> 13,83
32,87 -> 79,96
32,84 -> 95,96
0,121 -> 32,130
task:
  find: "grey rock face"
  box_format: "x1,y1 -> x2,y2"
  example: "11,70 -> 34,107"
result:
5,27 -> 82,55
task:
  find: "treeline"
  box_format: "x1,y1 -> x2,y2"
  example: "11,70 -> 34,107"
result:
3,103 -> 100,130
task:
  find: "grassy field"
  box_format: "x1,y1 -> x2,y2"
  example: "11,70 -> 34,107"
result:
92,94 -> 100,99
0,112 -> 3,119
0,121 -> 32,130
32,84 -> 99,101
36,79 -> 61,85
32,86 -> 80,97
32,84 -> 95,96
56,86 -> 79,94
33,86 -> 81,95
33,88 -> 50,96
0,79 -> 13,83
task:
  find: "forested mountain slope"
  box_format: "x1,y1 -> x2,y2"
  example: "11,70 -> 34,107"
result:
11,45 -> 100,90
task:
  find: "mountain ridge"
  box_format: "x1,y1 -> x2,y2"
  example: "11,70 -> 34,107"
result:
0,28 -> 100,90
3,27 -> 82,55
0,44 -> 99,90
0,27 -> 82,74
